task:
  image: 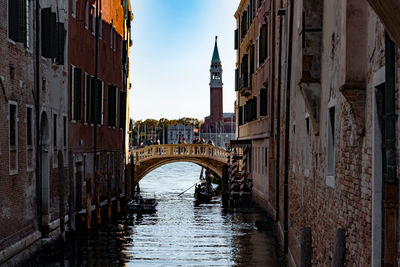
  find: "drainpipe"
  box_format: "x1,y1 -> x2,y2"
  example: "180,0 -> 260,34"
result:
383,32 -> 398,266
283,0 -> 294,255
275,0 -> 285,223
35,0 -> 42,232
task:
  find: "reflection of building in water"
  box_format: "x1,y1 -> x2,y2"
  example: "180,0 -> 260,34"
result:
201,37 -> 236,148
167,123 -> 195,144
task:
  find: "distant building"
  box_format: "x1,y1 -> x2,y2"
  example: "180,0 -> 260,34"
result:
200,37 -> 236,148
168,123 -> 195,144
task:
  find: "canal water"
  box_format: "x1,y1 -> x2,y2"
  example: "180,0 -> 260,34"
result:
33,163 -> 279,266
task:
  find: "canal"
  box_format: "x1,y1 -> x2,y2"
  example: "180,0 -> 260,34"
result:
32,163 -> 280,266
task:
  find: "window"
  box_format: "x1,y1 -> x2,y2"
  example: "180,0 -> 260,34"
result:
92,5 -> 96,35
27,107 -> 33,147
260,87 -> 268,116
85,0 -> 89,29
108,85 -> 117,127
327,106 -> 335,179
63,116 -> 67,147
8,0 -> 27,44
265,147 -> 268,170
91,77 -> 104,125
41,8 -> 65,64
305,116 -> 310,175
259,22 -> 268,64
99,11 -> 103,39
71,0 -> 76,18
9,103 -> 17,148
70,65 -> 82,121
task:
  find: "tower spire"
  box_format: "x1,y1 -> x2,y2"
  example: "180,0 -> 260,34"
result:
211,36 -> 221,63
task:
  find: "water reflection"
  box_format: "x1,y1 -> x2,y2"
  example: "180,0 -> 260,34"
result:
32,163 -> 278,266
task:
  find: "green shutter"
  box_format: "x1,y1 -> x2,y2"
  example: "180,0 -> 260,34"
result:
74,68 -> 82,120
17,0 -> 26,43
56,23 -> 66,65
8,0 -> 19,41
41,8 -> 51,57
49,12 -> 57,58
119,91 -> 126,129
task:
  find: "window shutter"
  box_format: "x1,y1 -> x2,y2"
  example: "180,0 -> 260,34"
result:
244,103 -> 248,123
83,73 -> 88,122
86,75 -> 92,123
49,12 -> 57,58
235,68 -> 238,91
119,91 -> 126,129
261,23 -> 268,62
108,85 -> 115,127
122,40 -> 127,64
8,0 -> 19,41
70,65 -> 75,119
41,8 -> 51,57
17,0 -> 26,43
252,96 -> 257,120
99,11 -> 103,39
74,68 -> 82,120
234,29 -> 238,50
101,81 -> 104,125
56,23 -> 66,65
260,88 -> 268,116
239,106 -> 243,125
93,78 -> 102,124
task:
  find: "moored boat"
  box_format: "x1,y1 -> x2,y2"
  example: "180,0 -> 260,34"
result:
128,194 -> 158,213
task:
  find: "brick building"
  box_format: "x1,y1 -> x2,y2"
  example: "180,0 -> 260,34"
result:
0,0 -> 132,264
235,0 -> 400,265
234,0 -> 272,211
68,0 -> 131,215
0,0 -> 69,263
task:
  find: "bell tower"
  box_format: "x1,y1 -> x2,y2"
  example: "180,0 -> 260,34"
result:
209,36 -> 223,124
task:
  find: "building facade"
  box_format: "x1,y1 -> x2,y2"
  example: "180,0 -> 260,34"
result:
235,0 -> 400,265
0,0 -> 70,263
234,0 -> 272,208
0,0 -> 132,264
68,0 -> 131,214
168,123 -> 195,144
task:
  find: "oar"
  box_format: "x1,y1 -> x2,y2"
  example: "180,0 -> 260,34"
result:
177,182 -> 198,196
178,167 -> 204,196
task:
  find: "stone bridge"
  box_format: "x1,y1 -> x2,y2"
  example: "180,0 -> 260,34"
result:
129,144 -> 231,184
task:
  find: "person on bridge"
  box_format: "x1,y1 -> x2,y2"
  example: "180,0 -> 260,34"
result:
178,136 -> 182,144
156,138 -> 161,145
183,138 -> 187,144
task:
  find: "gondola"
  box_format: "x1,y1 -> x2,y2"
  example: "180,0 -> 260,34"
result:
194,180 -> 213,203
127,195 -> 158,213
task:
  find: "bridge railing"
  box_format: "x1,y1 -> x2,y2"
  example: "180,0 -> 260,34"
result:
129,144 -> 230,164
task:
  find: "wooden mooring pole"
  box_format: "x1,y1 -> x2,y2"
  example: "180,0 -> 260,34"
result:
107,169 -> 112,219
95,170 -> 101,225
116,164 -> 120,213
86,173 -> 92,230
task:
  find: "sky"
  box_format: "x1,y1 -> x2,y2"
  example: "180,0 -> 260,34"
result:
129,0 -> 240,121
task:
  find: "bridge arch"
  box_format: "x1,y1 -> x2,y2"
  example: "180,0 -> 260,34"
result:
130,144 -> 230,185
